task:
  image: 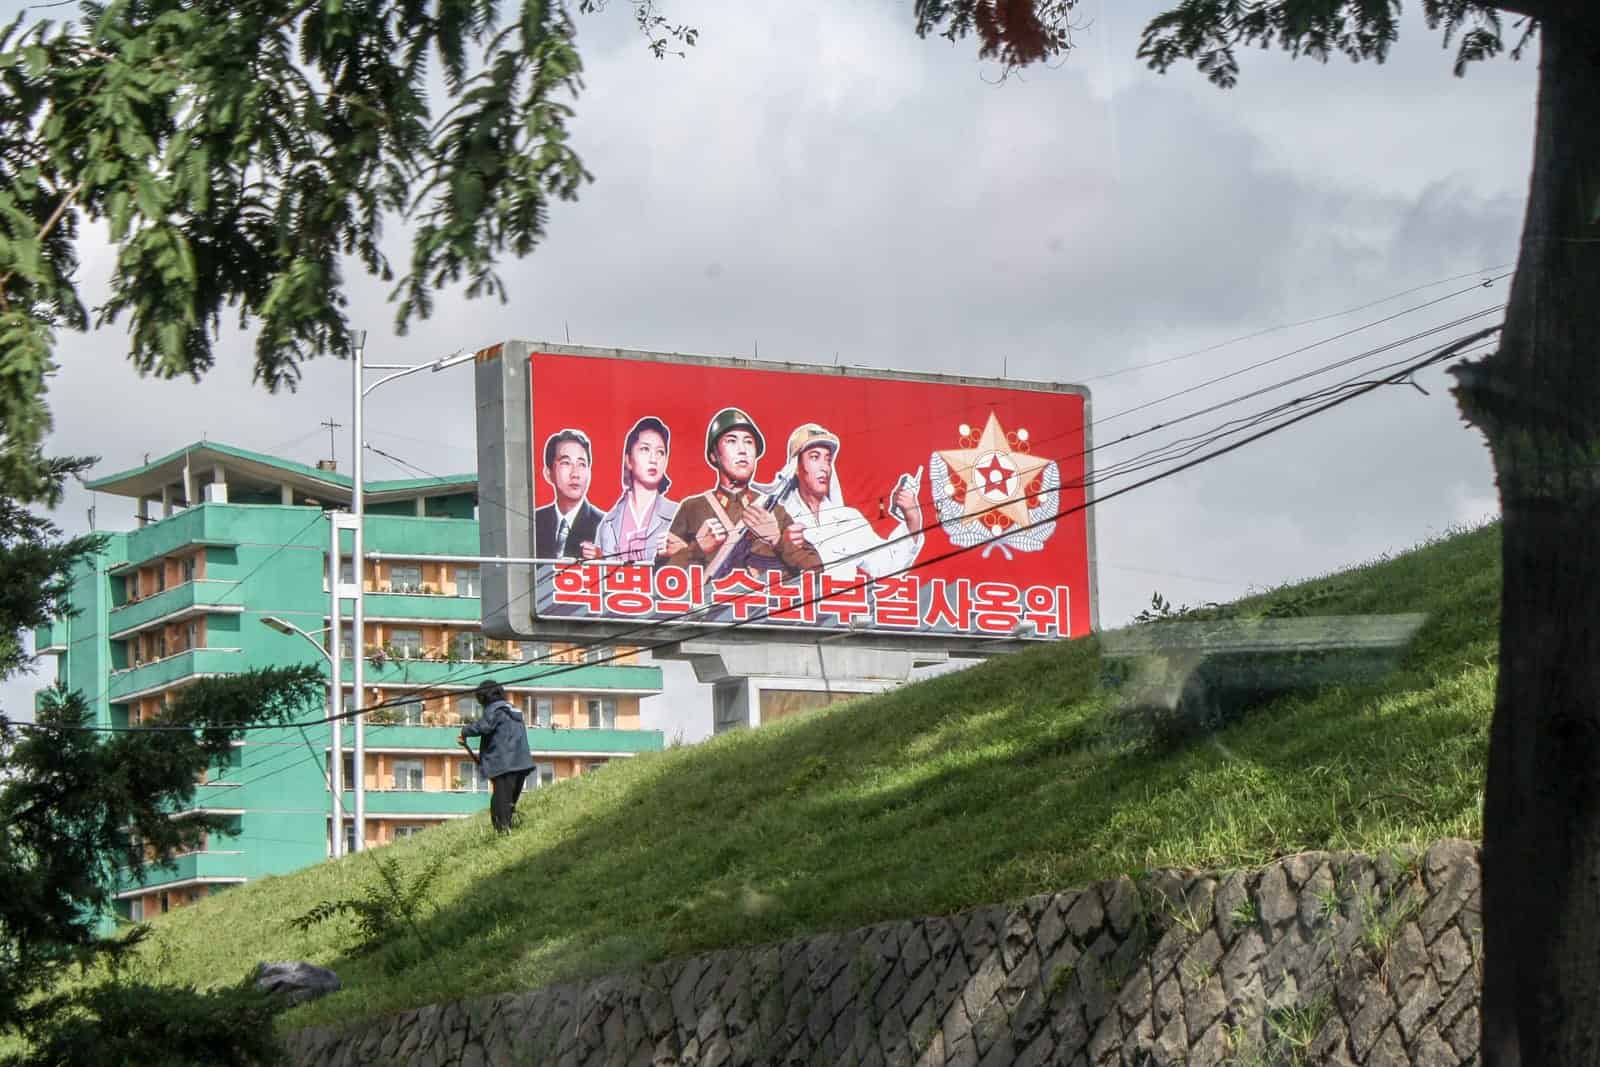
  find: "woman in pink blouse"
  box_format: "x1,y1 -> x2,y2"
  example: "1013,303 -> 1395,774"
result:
597,416 -> 684,563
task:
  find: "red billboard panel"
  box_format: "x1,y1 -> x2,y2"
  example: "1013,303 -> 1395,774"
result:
521,350 -> 1094,639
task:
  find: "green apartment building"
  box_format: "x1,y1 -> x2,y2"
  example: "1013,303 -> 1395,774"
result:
32,442 -> 665,920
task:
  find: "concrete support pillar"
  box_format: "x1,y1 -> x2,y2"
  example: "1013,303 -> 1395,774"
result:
210,464 -> 228,503
281,483 -> 294,505
161,484 -> 173,517
660,639 -> 959,736
415,496 -> 426,517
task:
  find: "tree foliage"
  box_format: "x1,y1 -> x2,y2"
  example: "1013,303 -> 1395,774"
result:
915,0 -> 1537,83
8,978 -> 287,1067
0,460 -> 325,1050
917,2 -> 1600,1064
0,0 -> 600,503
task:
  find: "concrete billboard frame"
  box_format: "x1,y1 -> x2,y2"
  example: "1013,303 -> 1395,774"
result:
475,340 -> 1099,656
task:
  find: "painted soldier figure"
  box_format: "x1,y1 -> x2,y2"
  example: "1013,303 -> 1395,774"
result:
664,407 -> 821,577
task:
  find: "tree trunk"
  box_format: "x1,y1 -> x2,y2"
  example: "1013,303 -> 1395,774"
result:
1454,14 -> 1600,1066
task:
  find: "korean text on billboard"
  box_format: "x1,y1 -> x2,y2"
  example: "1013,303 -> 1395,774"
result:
525,352 -> 1092,639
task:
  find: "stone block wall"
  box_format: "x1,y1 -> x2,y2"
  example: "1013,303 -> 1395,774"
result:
282,839 -> 1482,1065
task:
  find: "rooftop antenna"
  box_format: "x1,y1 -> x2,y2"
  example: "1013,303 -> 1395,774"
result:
320,417 -> 343,463
565,321 -> 571,343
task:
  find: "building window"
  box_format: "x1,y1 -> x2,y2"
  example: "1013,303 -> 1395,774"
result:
393,825 -> 426,840
341,560 -> 354,585
343,822 -> 356,855
326,752 -> 354,789
154,567 -> 166,593
455,761 -> 486,792
159,891 -> 171,914
396,700 -> 425,725
391,759 -> 425,791
585,760 -> 606,774
586,698 -> 616,730
151,630 -> 167,659
449,631 -> 488,661
337,622 -> 355,659
185,621 -> 200,651
180,556 -> 197,583
389,629 -> 423,659
534,762 -> 556,787
128,898 -> 144,922
453,694 -> 478,724
583,645 -> 611,664
390,564 -> 422,593
526,696 -> 553,728
456,567 -> 481,598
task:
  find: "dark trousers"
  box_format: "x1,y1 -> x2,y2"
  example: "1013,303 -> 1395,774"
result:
490,770 -> 530,833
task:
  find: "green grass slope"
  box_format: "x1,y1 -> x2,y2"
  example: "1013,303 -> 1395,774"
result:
123,522 -> 1500,1031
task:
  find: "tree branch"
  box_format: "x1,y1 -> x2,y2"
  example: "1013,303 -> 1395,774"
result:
1492,0 -> 1599,27
0,176 -> 84,296
269,0 -> 318,35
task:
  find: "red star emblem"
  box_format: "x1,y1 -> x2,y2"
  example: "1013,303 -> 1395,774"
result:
977,455 -> 1010,492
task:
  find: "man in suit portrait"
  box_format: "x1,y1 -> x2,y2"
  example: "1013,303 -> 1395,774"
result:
533,428 -> 603,561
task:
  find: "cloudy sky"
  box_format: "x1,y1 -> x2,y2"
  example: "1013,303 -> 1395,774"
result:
6,0 -> 1536,740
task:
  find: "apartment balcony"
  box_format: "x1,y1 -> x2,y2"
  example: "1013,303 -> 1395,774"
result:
111,504 -> 242,572
118,850 -> 246,892
362,590 -> 484,623
358,724 -> 665,755
108,579 -> 244,638
108,648 -> 244,701
357,790 -> 486,816
33,618 -> 67,655
341,659 -> 662,694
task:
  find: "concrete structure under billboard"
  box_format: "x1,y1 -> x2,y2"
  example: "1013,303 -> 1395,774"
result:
476,342 -> 1098,731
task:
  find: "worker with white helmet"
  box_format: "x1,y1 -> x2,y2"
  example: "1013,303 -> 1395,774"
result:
777,423 -> 924,581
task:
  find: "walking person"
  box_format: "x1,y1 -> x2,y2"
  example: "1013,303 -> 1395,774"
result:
458,681 -> 535,833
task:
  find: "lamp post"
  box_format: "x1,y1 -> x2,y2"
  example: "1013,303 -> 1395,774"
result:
261,613 -> 344,857
348,337 -> 475,851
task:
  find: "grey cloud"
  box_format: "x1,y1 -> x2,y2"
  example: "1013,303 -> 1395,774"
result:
7,0 -> 1537,741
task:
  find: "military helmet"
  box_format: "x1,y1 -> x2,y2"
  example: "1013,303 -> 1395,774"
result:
786,423 -> 840,462
704,407 -> 765,462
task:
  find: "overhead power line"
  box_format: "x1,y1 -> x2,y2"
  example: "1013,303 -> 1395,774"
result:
19,324 -> 1500,736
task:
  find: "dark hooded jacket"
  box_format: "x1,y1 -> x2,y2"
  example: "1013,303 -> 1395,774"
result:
461,699 -> 535,779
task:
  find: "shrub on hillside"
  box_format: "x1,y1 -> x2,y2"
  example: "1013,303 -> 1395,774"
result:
9,980 -> 282,1067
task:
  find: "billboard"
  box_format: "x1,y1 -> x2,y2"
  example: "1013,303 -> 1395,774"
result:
476,343 -> 1096,644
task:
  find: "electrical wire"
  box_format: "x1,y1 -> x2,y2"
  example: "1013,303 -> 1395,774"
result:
1076,264 -> 1511,384
356,302 -> 1494,696
30,295 -> 1513,731
18,324 -> 1498,734
321,320 -> 1508,714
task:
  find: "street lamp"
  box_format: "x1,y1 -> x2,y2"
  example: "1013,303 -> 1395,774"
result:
262,616 -> 329,642
261,614 -> 346,857
347,338 -> 475,852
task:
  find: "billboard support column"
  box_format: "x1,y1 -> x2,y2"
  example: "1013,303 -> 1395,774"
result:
662,639 -> 959,735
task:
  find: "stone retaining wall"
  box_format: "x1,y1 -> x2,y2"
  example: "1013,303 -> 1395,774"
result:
282,839 -> 1481,1065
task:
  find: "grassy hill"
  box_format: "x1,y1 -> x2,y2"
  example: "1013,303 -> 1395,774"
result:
117,522 -> 1500,1032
